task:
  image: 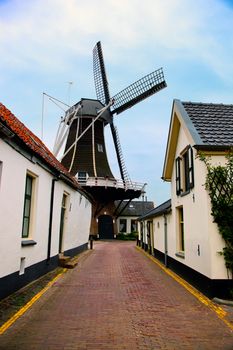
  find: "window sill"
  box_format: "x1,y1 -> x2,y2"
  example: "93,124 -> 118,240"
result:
21,240 -> 37,247
175,252 -> 185,259
180,189 -> 190,197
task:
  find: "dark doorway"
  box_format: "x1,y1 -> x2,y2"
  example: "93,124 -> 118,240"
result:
98,215 -> 114,239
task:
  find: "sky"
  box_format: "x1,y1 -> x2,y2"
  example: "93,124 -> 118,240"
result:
0,0 -> 233,205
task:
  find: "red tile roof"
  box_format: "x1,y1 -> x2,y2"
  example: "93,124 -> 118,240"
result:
0,103 -> 81,189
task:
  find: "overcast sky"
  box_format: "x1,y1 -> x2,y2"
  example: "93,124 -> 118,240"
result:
0,0 -> 233,205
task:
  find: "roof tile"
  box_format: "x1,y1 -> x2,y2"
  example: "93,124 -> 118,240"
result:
182,101 -> 233,146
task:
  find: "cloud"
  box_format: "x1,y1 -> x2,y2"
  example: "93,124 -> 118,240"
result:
1,0 -> 232,77
0,0 -> 233,203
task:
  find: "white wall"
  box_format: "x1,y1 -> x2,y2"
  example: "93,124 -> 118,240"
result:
153,214 -> 171,255
117,216 -> 138,234
168,122 -> 228,279
0,139 -> 91,278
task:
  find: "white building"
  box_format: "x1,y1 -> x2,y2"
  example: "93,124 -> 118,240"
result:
138,100 -> 233,299
115,200 -> 154,235
0,103 -> 92,300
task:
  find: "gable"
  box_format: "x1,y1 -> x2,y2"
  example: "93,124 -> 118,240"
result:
162,100 -> 199,181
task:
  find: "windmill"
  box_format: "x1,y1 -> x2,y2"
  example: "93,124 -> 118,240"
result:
53,41 -> 166,239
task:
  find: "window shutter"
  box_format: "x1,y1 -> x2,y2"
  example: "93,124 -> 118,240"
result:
175,157 -> 182,195
188,147 -> 194,189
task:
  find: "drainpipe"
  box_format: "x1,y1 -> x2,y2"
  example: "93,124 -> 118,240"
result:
47,178 -> 58,262
164,213 -> 168,268
143,220 -> 146,251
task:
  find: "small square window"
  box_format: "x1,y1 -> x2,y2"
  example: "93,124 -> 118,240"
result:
97,144 -> 103,152
77,172 -> 88,183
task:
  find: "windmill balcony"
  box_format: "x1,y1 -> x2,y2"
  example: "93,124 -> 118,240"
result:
77,176 -> 146,192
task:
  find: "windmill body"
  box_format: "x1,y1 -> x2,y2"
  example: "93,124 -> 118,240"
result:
62,99 -> 114,179
56,41 -> 166,239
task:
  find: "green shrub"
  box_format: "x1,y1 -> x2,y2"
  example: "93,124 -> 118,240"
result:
116,232 -> 138,241
200,151 -> 233,283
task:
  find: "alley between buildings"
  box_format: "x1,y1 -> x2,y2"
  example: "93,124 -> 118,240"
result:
0,241 -> 232,350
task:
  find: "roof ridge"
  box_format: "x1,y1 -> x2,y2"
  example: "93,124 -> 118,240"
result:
182,101 -> 233,107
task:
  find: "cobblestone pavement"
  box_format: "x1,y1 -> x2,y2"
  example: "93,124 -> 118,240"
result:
0,241 -> 233,349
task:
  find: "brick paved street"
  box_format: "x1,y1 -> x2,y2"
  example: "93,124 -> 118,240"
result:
0,241 -> 233,349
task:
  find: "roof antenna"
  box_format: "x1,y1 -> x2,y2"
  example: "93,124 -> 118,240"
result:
41,92 -> 45,140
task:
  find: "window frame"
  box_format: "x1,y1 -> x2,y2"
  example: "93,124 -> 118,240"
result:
176,206 -> 185,257
97,143 -> 104,152
22,173 -> 35,239
131,219 -> 137,233
176,145 -> 194,196
77,171 -> 88,183
119,218 -> 127,233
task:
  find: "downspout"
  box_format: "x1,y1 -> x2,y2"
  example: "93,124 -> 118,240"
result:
47,178 -> 58,262
143,220 -> 146,251
164,213 -> 168,267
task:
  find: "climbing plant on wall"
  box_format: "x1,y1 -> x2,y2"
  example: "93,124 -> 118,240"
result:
199,151 -> 233,279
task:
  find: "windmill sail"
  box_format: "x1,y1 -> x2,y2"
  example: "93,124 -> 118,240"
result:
111,68 -> 166,115
110,122 -> 131,183
93,41 -> 111,105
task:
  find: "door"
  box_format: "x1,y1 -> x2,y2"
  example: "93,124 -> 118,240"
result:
98,215 -> 114,239
147,220 -> 153,254
59,193 -> 67,253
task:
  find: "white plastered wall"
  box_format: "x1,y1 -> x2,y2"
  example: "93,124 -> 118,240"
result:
169,122 -> 228,279
0,139 -> 91,278
52,181 -> 91,255
117,216 -> 138,234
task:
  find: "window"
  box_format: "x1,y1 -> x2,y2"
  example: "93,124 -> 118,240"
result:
22,174 -> 34,238
131,219 -> 137,233
175,157 -> 181,195
119,219 -> 127,233
175,146 -> 194,195
77,172 -> 88,183
177,206 -> 185,254
97,143 -> 103,152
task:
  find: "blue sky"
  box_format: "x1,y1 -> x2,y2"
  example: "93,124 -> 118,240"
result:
0,0 -> 233,205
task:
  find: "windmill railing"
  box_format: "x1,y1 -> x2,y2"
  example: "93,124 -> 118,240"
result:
77,176 -> 146,192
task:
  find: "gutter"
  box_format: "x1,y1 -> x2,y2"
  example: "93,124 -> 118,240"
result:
194,145 -> 233,152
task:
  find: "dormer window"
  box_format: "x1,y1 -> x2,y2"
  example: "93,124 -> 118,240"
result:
175,145 -> 194,196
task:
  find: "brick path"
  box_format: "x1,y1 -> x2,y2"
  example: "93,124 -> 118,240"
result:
0,241 -> 233,349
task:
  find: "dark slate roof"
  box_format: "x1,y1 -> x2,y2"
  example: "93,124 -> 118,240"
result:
0,103 -> 86,191
115,200 -> 154,217
138,199 -> 171,221
181,101 -> 233,147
